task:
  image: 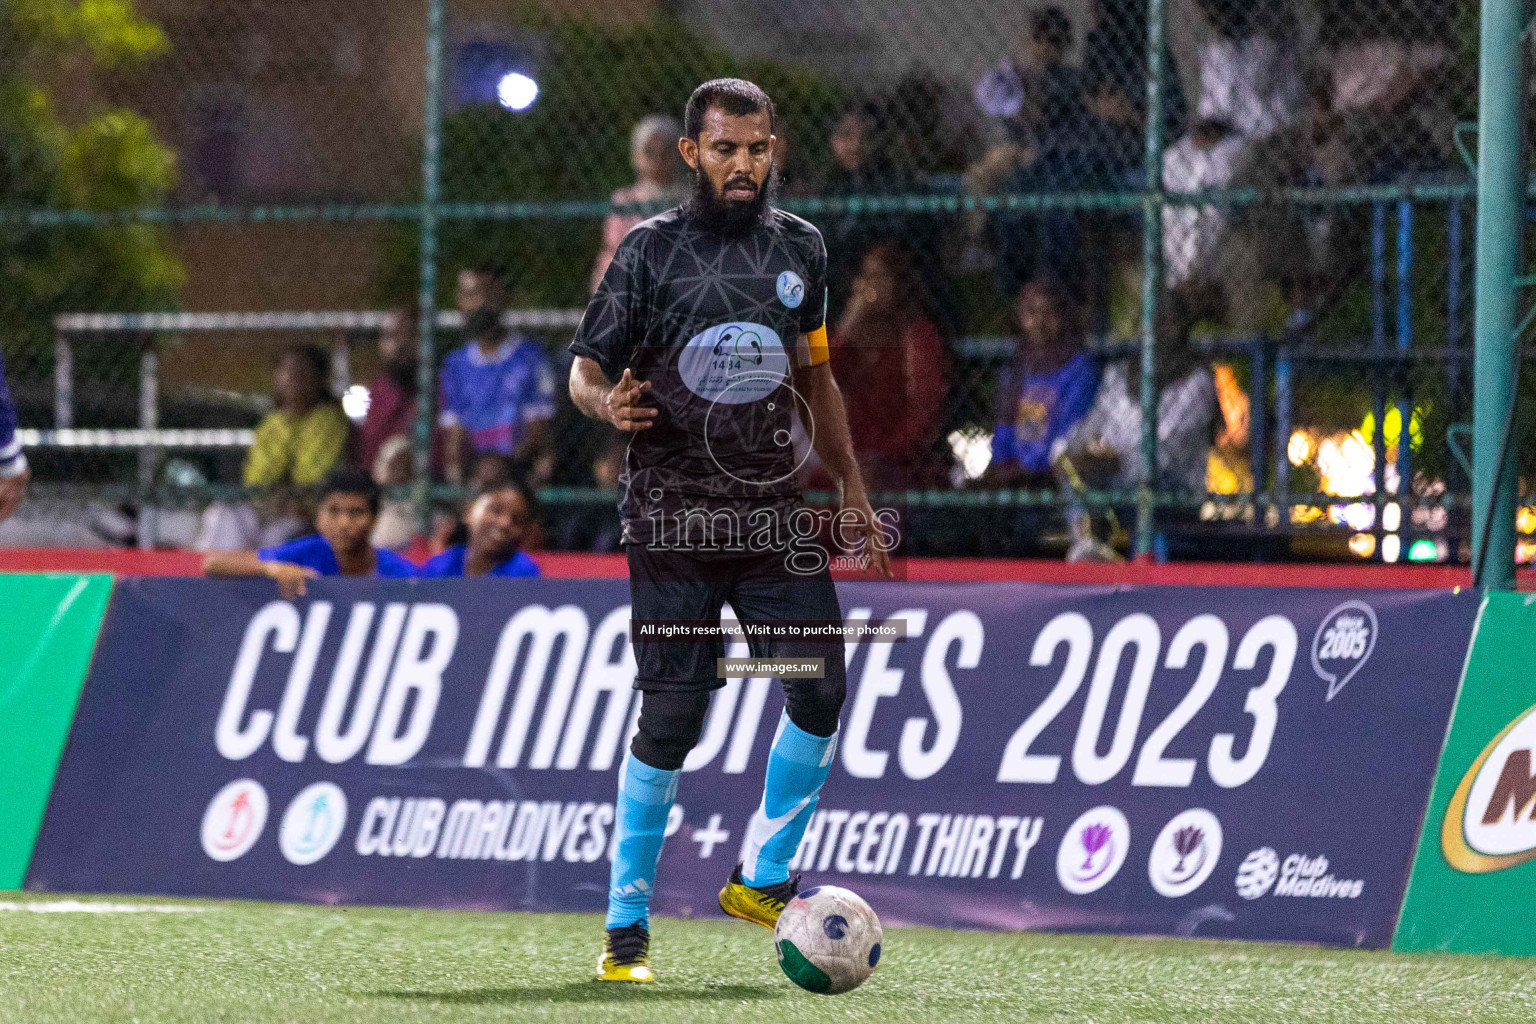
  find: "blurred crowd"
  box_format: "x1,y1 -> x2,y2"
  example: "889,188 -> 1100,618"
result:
198,0 -> 1457,558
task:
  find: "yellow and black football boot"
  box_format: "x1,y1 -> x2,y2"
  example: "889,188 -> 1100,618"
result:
718,862 -> 800,930
597,923 -> 654,983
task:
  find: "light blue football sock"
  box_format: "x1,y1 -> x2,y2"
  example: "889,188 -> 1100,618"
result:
740,712 -> 838,888
605,750 -> 679,929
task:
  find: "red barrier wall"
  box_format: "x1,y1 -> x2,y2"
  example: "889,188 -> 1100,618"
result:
0,547 -> 1505,588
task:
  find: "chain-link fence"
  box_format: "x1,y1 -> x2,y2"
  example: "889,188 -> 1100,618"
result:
0,0 -> 1511,562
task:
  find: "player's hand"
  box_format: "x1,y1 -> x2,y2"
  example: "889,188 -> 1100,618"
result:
841,485 -> 893,578
262,560 -> 319,599
605,369 -> 657,432
0,463 -> 28,524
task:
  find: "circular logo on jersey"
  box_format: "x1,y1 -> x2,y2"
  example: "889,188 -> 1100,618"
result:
201,779 -> 268,863
1148,808 -> 1223,897
776,270 -> 805,308
1235,847 -> 1281,900
678,321 -> 788,404
1056,806 -> 1130,894
279,782 -> 348,866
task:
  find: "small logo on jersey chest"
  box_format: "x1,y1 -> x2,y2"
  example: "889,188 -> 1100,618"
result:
776,270 -> 805,308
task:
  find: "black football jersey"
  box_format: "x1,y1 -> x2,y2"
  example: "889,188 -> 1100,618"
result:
570,206 -> 828,548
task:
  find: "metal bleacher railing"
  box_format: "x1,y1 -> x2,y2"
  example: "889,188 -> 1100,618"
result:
2,0 -> 1516,564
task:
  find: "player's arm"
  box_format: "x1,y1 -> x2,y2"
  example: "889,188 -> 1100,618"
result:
569,358 -> 657,432
203,550 -> 318,599
796,342 -> 892,577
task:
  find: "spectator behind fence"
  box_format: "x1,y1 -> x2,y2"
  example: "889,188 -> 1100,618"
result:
981,277 -> 1100,487
827,243 -> 950,490
195,344 -> 351,551
590,115 -> 686,293
204,467 -> 417,598
818,104 -> 908,320
1193,0 -> 1301,141
1314,0 -> 1454,182
418,478 -> 542,578
973,7 -> 1085,150
439,299 -> 557,487
968,8 -> 1095,295
370,434 -> 416,551
1081,0 -> 1188,181
244,344 -> 350,489
1054,342 -> 1216,495
354,306 -> 420,473
1162,118 -> 1244,290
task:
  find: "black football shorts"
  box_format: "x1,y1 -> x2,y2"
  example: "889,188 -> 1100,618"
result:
626,544 -> 844,691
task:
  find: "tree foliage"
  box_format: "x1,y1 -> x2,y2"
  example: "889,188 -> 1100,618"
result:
2,0 -> 181,372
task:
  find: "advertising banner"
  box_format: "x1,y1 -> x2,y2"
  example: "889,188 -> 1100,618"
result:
29,577 -> 1474,947
1395,593 -> 1536,954
0,573 -> 114,888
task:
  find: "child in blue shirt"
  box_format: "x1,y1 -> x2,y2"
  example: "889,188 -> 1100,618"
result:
983,277 -> 1100,485
204,466 -> 417,597
419,479 -> 541,579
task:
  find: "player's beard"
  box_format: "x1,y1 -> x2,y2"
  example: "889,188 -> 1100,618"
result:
686,166 -> 777,237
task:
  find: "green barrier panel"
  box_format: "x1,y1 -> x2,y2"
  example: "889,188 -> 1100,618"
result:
1395,592 -> 1536,953
0,574 -> 113,889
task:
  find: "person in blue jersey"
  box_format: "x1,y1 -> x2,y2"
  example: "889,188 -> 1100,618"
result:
204,466 -> 417,597
418,478 -> 541,579
981,276 -> 1100,487
0,347 -> 27,522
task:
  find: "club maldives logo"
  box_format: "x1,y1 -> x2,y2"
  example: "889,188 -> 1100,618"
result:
1056,806 -> 1130,895
1235,848 -> 1363,900
1235,847 -> 1281,899
776,270 -> 805,308
1311,600 -> 1378,701
201,778 -> 268,863
1441,701 -> 1536,873
1148,809 -> 1223,898
279,782 -> 349,866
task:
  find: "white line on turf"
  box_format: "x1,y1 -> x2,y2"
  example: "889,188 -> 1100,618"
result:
0,900 -> 207,913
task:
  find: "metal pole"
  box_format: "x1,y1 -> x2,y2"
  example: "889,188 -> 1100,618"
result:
1248,339 -> 1267,519
138,345 -> 158,551
1370,203 -> 1387,559
1273,350 -> 1293,508
1395,200 -> 1412,513
1472,0 -> 1524,590
1136,0 -> 1167,558
414,0 -> 445,531
53,331 -> 72,429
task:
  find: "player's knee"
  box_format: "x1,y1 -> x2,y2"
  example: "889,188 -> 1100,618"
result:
784,660 -> 846,738
631,689 -> 712,771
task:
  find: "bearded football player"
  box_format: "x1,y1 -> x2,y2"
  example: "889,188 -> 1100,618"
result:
569,78 -> 892,983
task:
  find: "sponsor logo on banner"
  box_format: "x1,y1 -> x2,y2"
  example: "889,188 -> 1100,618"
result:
201,779 -> 268,863
1148,808 -> 1223,897
1311,600 -> 1378,701
1441,701 -> 1536,873
279,782 -> 348,866
1236,847 -> 1280,899
1236,848 -> 1363,900
1056,806 -> 1130,894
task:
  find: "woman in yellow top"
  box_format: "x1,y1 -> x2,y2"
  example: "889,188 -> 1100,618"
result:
243,345 -> 351,487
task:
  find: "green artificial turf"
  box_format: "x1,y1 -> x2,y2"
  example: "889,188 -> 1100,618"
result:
2,892 -> 1535,1022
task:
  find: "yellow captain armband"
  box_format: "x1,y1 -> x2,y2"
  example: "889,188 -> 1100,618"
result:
802,324 -> 830,367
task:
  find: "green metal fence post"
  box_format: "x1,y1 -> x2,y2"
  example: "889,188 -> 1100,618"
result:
1137,0 -> 1168,558
1472,0 -> 1524,590
414,0 -> 446,528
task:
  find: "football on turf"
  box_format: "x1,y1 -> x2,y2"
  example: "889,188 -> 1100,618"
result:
773,885 -> 882,994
